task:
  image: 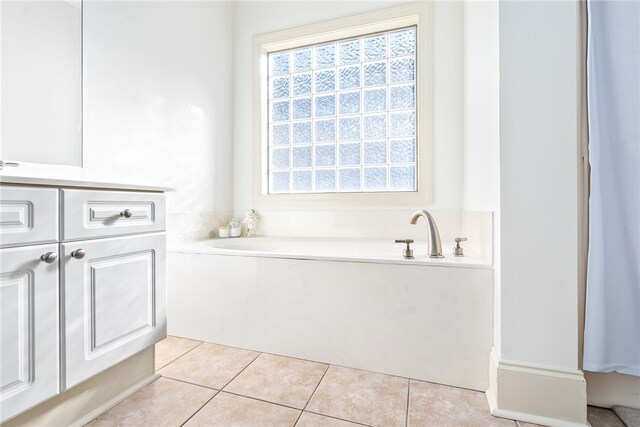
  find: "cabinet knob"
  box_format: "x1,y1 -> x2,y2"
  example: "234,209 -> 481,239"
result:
120,209 -> 133,218
71,249 -> 86,260
41,252 -> 58,264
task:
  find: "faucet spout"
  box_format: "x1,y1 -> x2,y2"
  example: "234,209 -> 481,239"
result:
409,210 -> 444,258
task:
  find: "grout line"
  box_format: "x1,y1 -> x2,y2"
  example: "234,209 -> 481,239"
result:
178,388 -> 219,427
178,352 -> 262,427
405,378 -> 411,427
155,340 -> 204,372
303,409 -> 374,427
293,364 -> 331,426
221,390 -> 304,412
161,376 -> 220,392
219,351 -> 263,391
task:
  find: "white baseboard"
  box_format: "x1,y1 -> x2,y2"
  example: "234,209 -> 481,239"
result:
72,374 -> 160,427
486,350 -> 587,427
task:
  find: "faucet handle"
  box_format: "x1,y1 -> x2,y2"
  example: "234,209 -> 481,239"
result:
395,239 -> 414,259
395,239 -> 414,244
454,237 -> 467,256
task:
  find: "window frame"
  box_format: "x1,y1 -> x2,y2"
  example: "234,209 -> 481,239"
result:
252,2 -> 432,207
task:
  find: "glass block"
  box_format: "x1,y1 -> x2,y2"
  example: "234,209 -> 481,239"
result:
339,38 -> 360,65
339,66 -> 360,90
390,111 -> 416,137
390,84 -> 415,110
339,91 -> 360,115
293,146 -> 312,168
315,43 -> 336,69
315,70 -> 335,93
271,147 -> 290,169
363,33 -> 386,61
292,48 -> 312,73
315,169 -> 336,192
292,98 -> 312,120
315,95 -> 335,117
271,171 -> 290,193
364,140 -> 387,164
339,143 -> 361,165
390,28 -> 416,57
271,124 -> 289,146
364,167 -> 387,191
364,88 -> 386,112
314,144 -> 336,167
339,168 -> 361,191
390,166 -> 416,191
338,117 -> 360,141
271,77 -> 289,99
390,58 -> 415,83
293,73 -> 312,96
271,101 -> 289,122
292,122 -> 312,144
292,170 -> 312,192
364,62 -> 386,86
363,114 -> 387,139
390,138 -> 415,163
315,119 -> 336,142
270,53 -> 289,76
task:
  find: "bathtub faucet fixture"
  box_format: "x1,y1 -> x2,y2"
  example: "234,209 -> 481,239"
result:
409,210 -> 444,258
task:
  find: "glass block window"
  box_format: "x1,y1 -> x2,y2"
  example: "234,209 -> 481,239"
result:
267,26 -> 417,194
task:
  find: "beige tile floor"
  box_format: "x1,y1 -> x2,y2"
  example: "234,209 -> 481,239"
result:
87,336 -> 624,427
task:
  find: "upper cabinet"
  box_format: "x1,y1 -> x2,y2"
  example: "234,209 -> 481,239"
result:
1,0 -> 82,167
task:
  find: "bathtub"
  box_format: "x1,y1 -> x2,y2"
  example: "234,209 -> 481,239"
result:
167,237 -> 494,391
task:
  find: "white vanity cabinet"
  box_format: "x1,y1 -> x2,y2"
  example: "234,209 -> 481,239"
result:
0,182 -> 167,422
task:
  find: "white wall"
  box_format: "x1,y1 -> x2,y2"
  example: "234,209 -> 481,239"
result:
463,0 -> 500,352
232,0 -> 465,219
83,1 -> 234,217
499,0 -> 580,369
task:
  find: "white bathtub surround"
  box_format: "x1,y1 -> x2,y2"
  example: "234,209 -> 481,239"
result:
168,239 -> 493,391
250,209 -> 493,260
173,237 -> 491,269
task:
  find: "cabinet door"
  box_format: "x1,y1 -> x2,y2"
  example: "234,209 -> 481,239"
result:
0,244 -> 59,422
62,233 -> 166,389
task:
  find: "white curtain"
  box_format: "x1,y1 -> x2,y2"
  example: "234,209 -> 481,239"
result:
583,0 -> 640,376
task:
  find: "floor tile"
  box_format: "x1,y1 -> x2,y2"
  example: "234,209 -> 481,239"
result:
86,377 -> 216,427
297,412 -> 367,427
224,353 -> 328,409
408,380 -> 515,427
306,365 -> 408,427
155,336 -> 202,370
159,342 -> 260,389
516,422 -> 545,427
184,392 -> 300,427
588,406 -> 626,427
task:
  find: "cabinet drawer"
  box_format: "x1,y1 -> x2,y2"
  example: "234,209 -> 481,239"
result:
62,233 -> 166,389
62,189 -> 165,241
0,186 -> 58,248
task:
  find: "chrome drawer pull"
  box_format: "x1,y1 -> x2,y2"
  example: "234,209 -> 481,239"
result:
71,249 -> 86,260
120,209 -> 133,218
41,252 -> 58,264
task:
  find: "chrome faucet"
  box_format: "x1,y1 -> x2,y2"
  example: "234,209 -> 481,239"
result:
409,210 -> 444,258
